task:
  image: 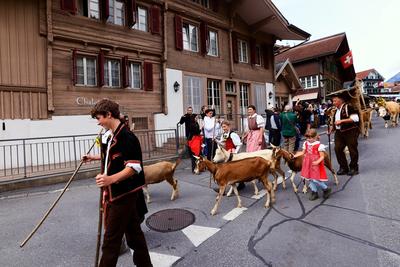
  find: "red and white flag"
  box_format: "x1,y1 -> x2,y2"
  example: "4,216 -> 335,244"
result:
340,50 -> 353,69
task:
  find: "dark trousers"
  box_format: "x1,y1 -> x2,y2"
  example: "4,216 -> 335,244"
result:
269,129 -> 281,146
100,192 -> 152,267
186,144 -> 196,172
334,128 -> 359,171
205,138 -> 216,161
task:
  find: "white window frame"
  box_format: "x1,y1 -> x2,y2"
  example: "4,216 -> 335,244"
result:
183,23 -> 198,52
128,62 -> 141,89
76,56 -> 97,86
207,30 -> 218,57
104,59 -> 121,87
239,84 -> 249,115
225,81 -> 235,93
133,6 -> 148,32
207,80 -> 221,114
107,0 -> 125,26
184,76 -> 202,113
238,39 -> 248,63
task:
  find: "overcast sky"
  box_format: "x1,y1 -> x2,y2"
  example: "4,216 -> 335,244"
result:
273,0 -> 400,81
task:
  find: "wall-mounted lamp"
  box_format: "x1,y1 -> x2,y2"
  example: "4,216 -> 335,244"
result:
173,81 -> 180,92
268,92 -> 273,99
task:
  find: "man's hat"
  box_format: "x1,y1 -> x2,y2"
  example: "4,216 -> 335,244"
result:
326,88 -> 352,100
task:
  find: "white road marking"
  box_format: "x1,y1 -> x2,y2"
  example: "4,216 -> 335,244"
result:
251,189 -> 267,200
181,225 -> 220,247
223,207 -> 248,221
130,250 -> 180,267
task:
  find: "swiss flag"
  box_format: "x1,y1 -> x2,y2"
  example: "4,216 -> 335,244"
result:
340,50 -> 353,69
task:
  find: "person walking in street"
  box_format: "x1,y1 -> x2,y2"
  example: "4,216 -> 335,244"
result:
203,108 -> 220,160
293,128 -> 331,201
178,106 -> 201,172
268,108 -> 282,147
216,120 -> 242,153
243,105 -> 266,152
328,93 -> 360,176
280,105 -> 298,153
84,99 -> 152,267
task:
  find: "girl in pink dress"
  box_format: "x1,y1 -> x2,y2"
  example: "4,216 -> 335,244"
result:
294,128 -> 331,200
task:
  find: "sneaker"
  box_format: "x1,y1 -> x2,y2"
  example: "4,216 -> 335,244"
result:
323,188 -> 332,199
309,191 -> 319,201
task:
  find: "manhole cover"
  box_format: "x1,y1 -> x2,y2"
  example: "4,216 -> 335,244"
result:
145,209 -> 195,233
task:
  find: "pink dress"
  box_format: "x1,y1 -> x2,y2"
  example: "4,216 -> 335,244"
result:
300,141 -> 327,181
246,115 -> 266,152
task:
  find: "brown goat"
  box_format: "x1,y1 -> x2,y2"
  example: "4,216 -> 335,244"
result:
142,158 -> 181,203
272,148 -> 339,194
194,156 -> 275,215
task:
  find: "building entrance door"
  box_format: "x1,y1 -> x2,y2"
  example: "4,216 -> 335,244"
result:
226,95 -> 238,130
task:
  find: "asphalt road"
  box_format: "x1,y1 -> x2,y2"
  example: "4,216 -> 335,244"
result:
1,115 -> 399,267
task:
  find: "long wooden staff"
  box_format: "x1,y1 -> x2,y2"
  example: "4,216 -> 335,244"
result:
94,131 -> 106,267
20,129 -> 103,248
209,115 -> 217,188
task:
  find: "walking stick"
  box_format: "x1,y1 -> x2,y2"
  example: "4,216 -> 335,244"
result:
20,129 -> 103,248
209,115 -> 217,188
94,131 -> 106,267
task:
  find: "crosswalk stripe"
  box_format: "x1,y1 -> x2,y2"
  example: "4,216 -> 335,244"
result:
223,207 -> 248,221
181,225 -> 220,247
130,250 -> 180,267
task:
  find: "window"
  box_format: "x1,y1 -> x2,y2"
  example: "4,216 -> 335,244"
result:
207,80 -> 221,114
104,59 -> 120,87
311,76 -> 318,87
238,39 -> 248,63
184,76 -> 202,113
107,0 -> 125,26
76,56 -> 97,86
128,62 -> 141,89
77,0 -> 99,19
255,45 -> 262,66
192,0 -> 210,8
183,23 -> 198,52
300,75 -> 319,89
133,7 -> 148,32
239,84 -> 249,115
225,81 -> 236,93
207,30 -> 218,56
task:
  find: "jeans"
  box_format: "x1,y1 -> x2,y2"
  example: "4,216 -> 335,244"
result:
309,180 -> 328,192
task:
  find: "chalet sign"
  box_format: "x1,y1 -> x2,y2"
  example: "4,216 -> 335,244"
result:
75,97 -> 99,106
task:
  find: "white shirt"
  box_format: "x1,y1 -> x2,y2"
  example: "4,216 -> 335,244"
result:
217,131 -> 242,153
203,116 -> 221,138
302,140 -> 326,152
335,104 -> 359,130
246,113 -> 265,131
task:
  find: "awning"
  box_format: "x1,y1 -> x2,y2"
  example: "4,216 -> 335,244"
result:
293,92 -> 318,101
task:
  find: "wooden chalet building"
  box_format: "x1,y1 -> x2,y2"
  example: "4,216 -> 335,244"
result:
356,69 -> 385,94
0,0 -> 309,139
274,59 -> 302,110
275,32 -> 356,104
154,0 -> 310,131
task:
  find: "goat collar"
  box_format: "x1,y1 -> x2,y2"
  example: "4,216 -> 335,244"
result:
228,153 -> 234,162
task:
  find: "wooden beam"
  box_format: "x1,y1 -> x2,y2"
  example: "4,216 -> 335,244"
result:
250,15 -> 275,34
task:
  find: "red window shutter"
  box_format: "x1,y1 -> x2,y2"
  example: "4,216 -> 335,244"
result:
150,5 -> 161,34
174,15 -> 183,51
100,0 -> 109,22
200,21 -> 208,56
212,0 -> 218,12
143,62 -> 153,91
72,49 -> 77,85
263,44 -> 272,69
98,52 -> 105,87
250,38 -> 256,65
60,0 -> 76,14
232,33 -> 238,63
127,0 -> 137,28
122,56 -> 129,88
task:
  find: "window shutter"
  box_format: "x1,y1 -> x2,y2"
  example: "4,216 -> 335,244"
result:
200,21 -> 209,56
212,0 -> 218,12
174,15 -> 183,51
60,0 -> 76,14
150,5 -> 161,34
143,62 -> 153,91
98,52 -> 105,87
122,56 -> 129,88
100,0 -> 109,22
72,49 -> 77,85
263,44 -> 271,70
250,38 -> 256,65
232,33 -> 238,63
127,0 -> 137,28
